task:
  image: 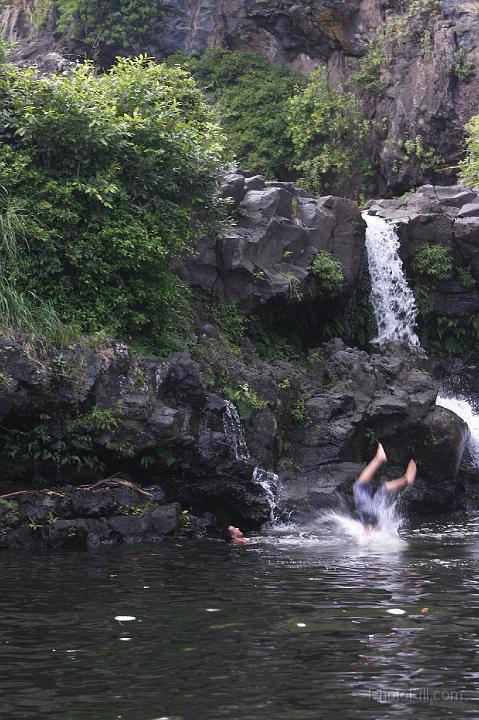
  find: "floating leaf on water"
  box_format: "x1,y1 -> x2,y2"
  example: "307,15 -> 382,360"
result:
421,607 -> 429,614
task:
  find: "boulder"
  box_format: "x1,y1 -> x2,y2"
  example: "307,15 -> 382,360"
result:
181,178 -> 365,311
277,340 -> 466,514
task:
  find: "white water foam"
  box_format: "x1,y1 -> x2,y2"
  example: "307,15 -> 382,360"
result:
363,213 -> 420,349
436,394 -> 479,467
252,466 -> 279,522
261,492 -> 406,550
325,504 -> 406,549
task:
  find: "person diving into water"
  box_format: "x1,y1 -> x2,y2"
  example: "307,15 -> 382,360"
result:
353,443 -> 416,533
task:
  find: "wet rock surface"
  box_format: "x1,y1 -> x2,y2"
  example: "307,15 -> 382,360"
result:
277,340 -> 468,518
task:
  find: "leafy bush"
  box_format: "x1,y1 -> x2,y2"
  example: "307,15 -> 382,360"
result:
413,244 -> 453,281
417,312 -> 479,361
310,251 -> 345,293
349,41 -> 387,95
458,265 -> 476,289
461,113 -> 479,186
291,393 -> 311,424
399,135 -> 441,171
0,53 -> 225,353
205,302 -> 245,345
38,0 -> 161,54
288,70 -> 373,195
168,49 -> 306,180
452,49 -> 475,82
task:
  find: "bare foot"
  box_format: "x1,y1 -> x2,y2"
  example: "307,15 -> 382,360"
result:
376,442 -> 387,465
405,459 -> 417,486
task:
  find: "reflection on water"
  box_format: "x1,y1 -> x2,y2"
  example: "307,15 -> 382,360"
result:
2,512 -> 479,720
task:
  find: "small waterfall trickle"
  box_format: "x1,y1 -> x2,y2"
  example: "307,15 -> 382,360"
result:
223,400 -> 250,461
363,213 -> 420,348
252,467 -> 278,522
222,400 -> 278,521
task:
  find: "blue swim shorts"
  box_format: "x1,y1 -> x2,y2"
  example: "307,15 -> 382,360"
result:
353,481 -> 389,526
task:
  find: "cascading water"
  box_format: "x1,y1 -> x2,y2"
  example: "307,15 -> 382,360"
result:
252,467 -> 278,522
222,400 -> 278,520
363,213 -> 420,348
223,400 -> 250,461
436,394 -> 479,466
364,213 -> 479,475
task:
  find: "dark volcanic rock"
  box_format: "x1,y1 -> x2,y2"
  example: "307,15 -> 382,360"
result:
181,176 -> 365,312
0,484 -> 180,549
277,340 -> 468,515
0,325 -> 469,547
369,185 -> 479,318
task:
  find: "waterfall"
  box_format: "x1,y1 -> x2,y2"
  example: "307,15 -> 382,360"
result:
363,213 -> 420,349
436,394 -> 479,467
252,467 -> 278,522
223,400 -> 250,461
363,213 -> 479,470
223,400 -> 278,520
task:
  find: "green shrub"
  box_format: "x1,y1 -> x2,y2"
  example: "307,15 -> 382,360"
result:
399,135 -> 441,171
44,0 -> 162,53
349,42 -> 387,95
0,53 -> 225,353
413,244 -> 453,281
168,49 -> 306,179
417,312 -> 479,361
288,70 -> 373,195
205,302 -> 245,344
291,393 -> 311,424
310,251 -> 345,293
452,49 -> 475,82
225,382 -> 267,420
461,113 -> 479,186
458,265 -> 476,290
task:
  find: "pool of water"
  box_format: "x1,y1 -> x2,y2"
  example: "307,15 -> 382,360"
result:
2,512 -> 479,720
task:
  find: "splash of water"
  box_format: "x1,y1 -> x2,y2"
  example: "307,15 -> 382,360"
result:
252,466 -> 279,522
223,400 -> 278,519
325,498 -> 405,548
436,394 -> 479,467
261,497 -> 406,550
363,213 -> 420,349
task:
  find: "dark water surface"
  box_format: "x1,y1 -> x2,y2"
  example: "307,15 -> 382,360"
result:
2,513 -> 479,720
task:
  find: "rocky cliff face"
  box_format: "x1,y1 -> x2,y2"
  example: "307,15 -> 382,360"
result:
2,0 -> 479,193
0,179 -> 471,549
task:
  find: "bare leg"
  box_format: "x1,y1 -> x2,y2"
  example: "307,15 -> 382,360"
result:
357,442 -> 387,485
384,459 -> 417,494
